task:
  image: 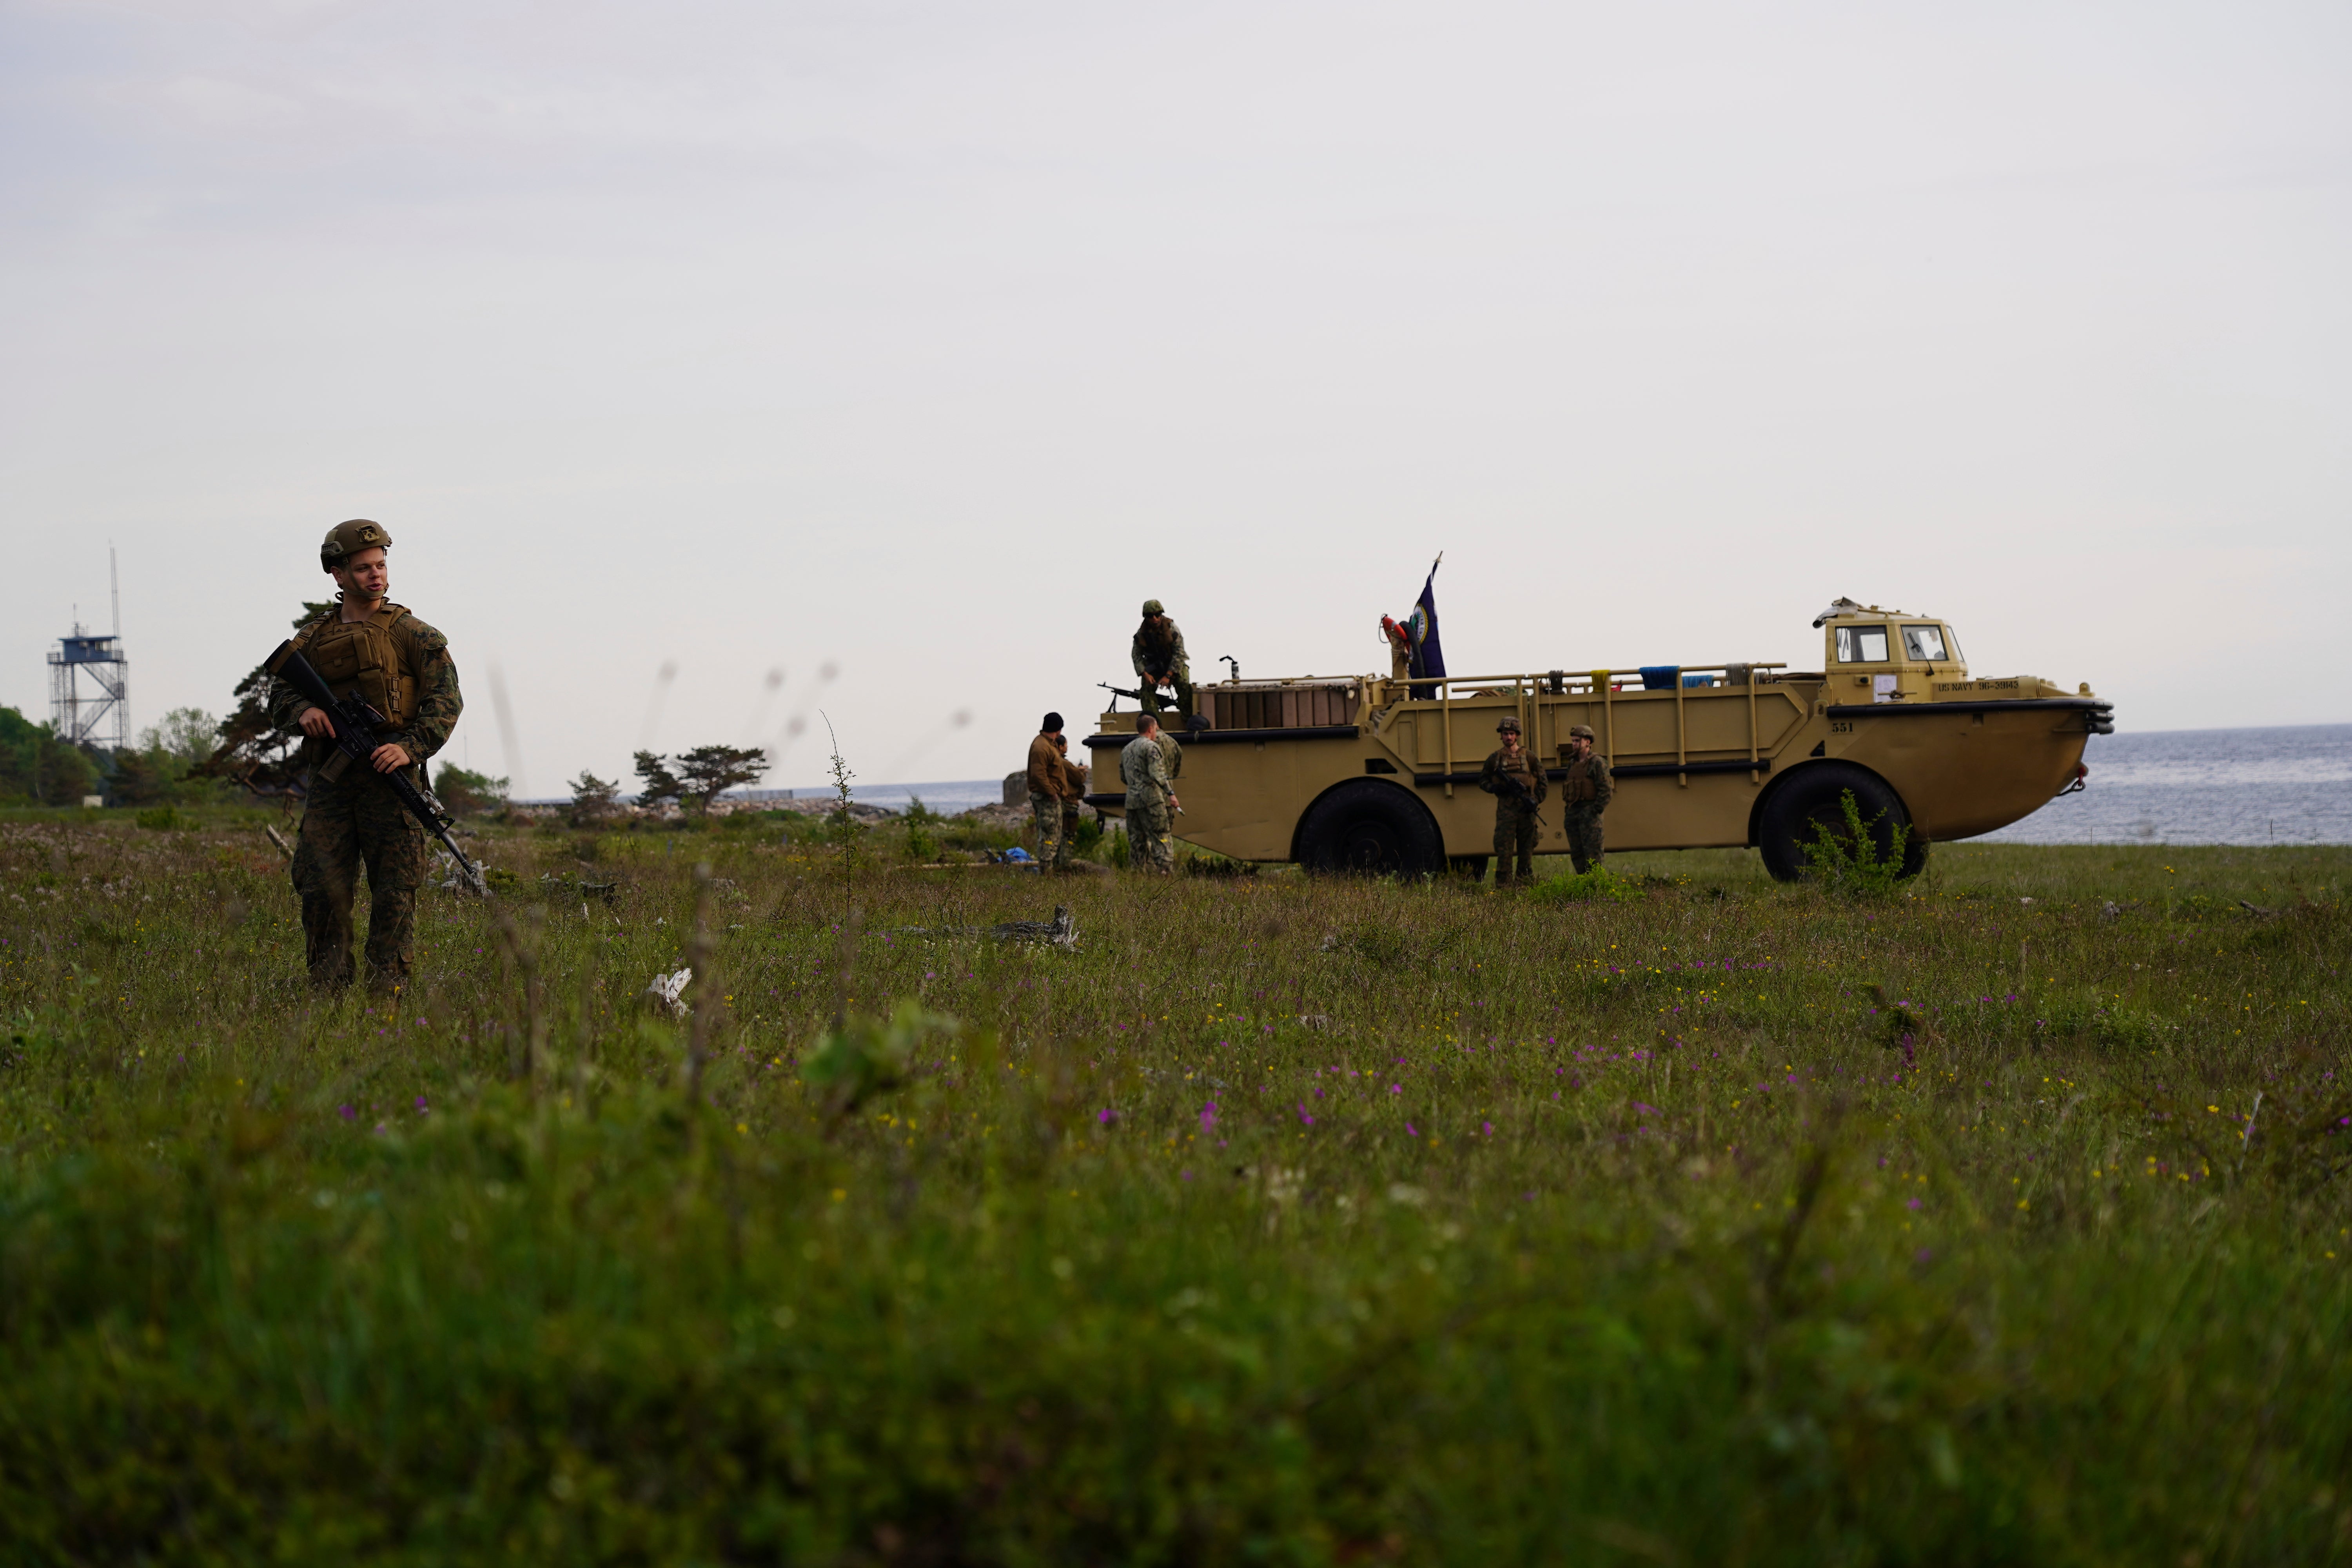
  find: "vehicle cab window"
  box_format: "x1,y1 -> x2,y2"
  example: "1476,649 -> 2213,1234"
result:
1835,624 -> 1890,662
1902,624 -> 1948,662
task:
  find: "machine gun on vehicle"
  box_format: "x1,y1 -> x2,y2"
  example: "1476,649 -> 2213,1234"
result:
1098,679 -> 1181,713
264,640 -> 489,896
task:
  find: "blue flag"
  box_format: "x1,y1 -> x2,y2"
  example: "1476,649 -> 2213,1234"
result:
1411,563 -> 1446,683
1380,556 -> 1447,697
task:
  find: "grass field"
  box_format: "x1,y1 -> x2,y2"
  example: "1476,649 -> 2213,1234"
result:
2,804 -> 2347,1564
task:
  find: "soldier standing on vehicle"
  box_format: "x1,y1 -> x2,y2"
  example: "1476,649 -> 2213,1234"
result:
1120,713 -> 1180,873
267,520 -> 463,994
1131,599 -> 1193,720
1477,715 -> 1546,887
1026,713 -> 1082,871
1559,723 -> 1614,874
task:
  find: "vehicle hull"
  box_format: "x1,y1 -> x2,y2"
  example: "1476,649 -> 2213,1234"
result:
1085,678 -> 2106,864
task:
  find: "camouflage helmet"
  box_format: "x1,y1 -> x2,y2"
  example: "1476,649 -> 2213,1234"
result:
1495,715 -> 1523,734
1141,598 -> 1165,616
1566,724 -> 1596,741
320,519 -> 392,570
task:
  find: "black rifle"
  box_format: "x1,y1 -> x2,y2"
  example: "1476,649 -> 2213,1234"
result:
265,641 -> 488,895
1486,759 -> 1548,832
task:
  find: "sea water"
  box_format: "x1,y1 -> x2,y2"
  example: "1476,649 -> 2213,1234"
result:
1973,723 -> 2352,846
806,777 -> 1009,815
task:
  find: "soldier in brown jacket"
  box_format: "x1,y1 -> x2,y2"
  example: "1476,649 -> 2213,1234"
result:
1026,713 -> 1082,871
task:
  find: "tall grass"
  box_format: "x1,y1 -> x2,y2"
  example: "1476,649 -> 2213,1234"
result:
2,808 -> 2347,1563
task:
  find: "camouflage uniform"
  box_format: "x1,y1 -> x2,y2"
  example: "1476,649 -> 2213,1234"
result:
1026,730 -> 1077,871
1477,735 -> 1547,886
1054,737 -> 1087,855
1119,731 -> 1175,874
1557,737 -> 1614,874
268,602 -> 462,993
1131,604 -> 1194,719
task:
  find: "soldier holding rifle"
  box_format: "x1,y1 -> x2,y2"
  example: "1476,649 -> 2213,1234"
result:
266,520 -> 465,994
1477,715 -> 1546,887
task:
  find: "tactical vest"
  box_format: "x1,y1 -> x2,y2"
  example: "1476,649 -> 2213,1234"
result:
1136,617 -> 1177,665
291,603 -> 421,729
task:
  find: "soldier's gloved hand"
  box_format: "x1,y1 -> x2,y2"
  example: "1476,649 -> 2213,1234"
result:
371,742 -> 413,773
298,706 -> 337,739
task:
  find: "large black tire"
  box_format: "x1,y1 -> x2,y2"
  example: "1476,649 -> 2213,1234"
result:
1756,762 -> 1926,883
1297,780 -> 1446,877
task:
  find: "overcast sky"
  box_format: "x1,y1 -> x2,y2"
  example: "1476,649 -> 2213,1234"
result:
4,0 -> 2347,796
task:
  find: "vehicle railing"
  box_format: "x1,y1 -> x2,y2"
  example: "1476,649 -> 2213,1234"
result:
1371,663 -> 1791,796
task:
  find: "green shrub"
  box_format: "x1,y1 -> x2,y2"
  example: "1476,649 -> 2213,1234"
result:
434,763 -> 510,818
134,805 -> 181,831
1800,789 -> 1913,897
1531,866 -> 1638,903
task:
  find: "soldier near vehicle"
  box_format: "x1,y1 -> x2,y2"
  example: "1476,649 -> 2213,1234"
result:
1131,600 -> 1193,720
1558,722 -> 1613,874
1119,713 -> 1180,873
1476,715 -> 1546,886
266,520 -> 463,994
1026,713 -> 1083,871
1053,732 -> 1088,856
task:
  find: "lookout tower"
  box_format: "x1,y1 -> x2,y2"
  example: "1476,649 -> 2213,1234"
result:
48,549 -> 130,750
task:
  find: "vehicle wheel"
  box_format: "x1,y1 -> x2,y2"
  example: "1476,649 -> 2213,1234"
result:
1297,781 -> 1446,877
1756,763 -> 1923,883
1448,854 -> 1490,881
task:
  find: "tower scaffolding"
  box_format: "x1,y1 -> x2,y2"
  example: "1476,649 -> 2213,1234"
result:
48,547 -> 130,750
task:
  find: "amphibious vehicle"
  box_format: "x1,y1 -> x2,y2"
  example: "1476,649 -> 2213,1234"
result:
1085,598 -> 2111,881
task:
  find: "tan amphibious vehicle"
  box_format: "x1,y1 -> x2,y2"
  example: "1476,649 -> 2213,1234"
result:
1086,598 -> 2112,880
